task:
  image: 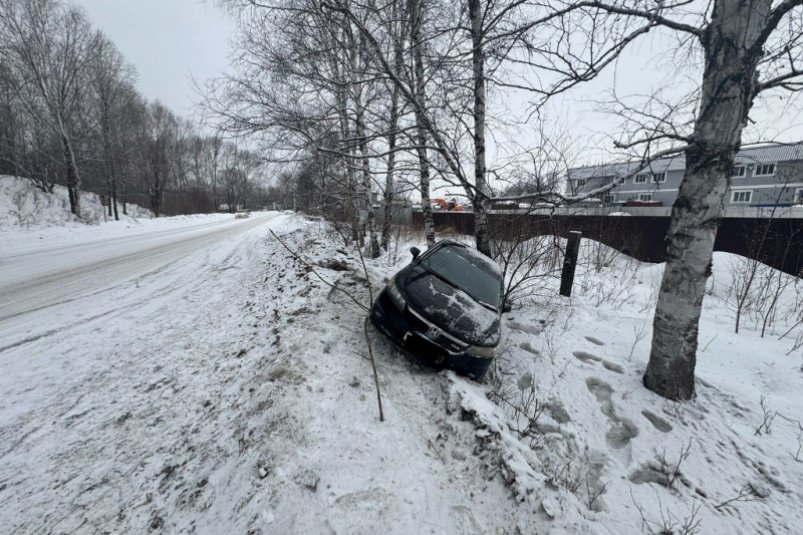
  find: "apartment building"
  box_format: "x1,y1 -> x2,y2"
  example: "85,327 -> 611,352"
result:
568,143 -> 803,209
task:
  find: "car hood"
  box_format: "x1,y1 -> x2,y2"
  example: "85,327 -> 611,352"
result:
400,267 -> 500,346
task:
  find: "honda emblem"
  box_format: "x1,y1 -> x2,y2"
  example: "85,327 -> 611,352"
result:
425,325 -> 441,339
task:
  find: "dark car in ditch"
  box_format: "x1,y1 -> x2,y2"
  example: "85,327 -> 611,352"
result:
370,239 -> 506,381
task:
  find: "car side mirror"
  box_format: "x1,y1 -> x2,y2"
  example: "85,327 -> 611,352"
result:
410,247 -> 421,261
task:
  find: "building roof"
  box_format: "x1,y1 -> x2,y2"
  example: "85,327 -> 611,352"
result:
568,142 -> 803,180
735,142 -> 803,164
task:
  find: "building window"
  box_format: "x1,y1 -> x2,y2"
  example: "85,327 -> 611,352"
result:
731,190 -> 752,204
638,193 -> 652,201
574,179 -> 586,189
795,189 -> 803,205
603,193 -> 616,205
754,164 -> 775,176
731,165 -> 746,177
634,173 -> 648,183
652,172 -> 666,183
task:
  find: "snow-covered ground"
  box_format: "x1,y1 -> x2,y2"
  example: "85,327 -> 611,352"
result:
1,181 -> 802,534
0,175 -> 152,233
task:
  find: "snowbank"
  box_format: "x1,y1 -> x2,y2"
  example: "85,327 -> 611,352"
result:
0,175 -> 151,232
448,234 -> 803,534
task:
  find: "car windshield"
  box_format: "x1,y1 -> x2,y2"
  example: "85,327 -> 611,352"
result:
420,244 -> 502,308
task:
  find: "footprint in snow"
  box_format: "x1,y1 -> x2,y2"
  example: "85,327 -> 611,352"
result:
507,321 -> 543,335
601,361 -> 624,374
573,351 -> 625,374
585,336 -> 605,346
519,341 -> 540,355
606,419 -> 639,449
585,377 -> 639,449
573,350 -> 601,364
641,410 -> 672,432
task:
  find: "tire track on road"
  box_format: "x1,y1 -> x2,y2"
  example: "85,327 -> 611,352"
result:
0,214 -> 278,351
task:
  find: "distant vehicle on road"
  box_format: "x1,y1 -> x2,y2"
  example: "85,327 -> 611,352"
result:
370,239 -> 506,381
235,211 -> 250,219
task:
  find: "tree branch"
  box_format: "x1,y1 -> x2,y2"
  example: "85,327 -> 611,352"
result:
571,1 -> 703,38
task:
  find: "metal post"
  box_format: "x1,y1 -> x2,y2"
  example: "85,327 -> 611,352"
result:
560,231 -> 582,297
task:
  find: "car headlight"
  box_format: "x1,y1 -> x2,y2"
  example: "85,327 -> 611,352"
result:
468,344 -> 496,358
386,278 -> 406,309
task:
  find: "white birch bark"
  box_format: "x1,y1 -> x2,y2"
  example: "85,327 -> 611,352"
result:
645,0 -> 773,400
58,115 -> 82,218
333,42 -> 361,245
355,90 -> 381,258
409,0 -> 435,247
469,0 -> 491,257
382,5 -> 404,251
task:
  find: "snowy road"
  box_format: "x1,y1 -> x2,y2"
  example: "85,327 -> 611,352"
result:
0,213 -> 278,350
0,212 -> 297,533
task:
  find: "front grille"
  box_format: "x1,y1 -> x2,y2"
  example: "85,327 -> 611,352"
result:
404,333 -> 448,365
405,306 -> 468,354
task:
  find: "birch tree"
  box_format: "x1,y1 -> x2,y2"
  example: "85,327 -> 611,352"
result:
211,0 -> 413,255
536,0 -> 803,400
328,0 -> 552,257
407,0 -> 436,246
380,0 -> 406,250
0,0 -> 98,217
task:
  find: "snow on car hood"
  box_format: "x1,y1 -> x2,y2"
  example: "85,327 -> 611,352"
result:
401,268 -> 500,346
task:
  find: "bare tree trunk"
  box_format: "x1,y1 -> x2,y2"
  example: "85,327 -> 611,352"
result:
212,135 -> 221,211
111,175 -> 119,220
348,145 -> 362,245
150,173 -> 162,217
333,53 -> 360,244
382,16 -> 404,251
381,89 -> 398,250
101,121 -> 120,220
357,102 -> 380,258
469,0 -> 491,257
349,26 -> 380,258
341,157 -> 358,245
59,129 -> 82,218
120,180 -> 128,215
644,0 -> 770,400
409,0 -> 435,247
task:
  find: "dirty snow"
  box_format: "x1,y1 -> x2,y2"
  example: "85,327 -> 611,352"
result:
1,182 -> 802,534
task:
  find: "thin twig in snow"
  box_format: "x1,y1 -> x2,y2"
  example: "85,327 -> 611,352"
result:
270,228 -> 386,422
714,484 -> 762,510
270,229 -> 368,312
364,317 -> 384,422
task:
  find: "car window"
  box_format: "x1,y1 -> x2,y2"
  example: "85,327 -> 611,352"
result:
420,244 -> 502,308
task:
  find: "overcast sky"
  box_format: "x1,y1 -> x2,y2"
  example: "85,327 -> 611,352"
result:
73,0 -> 234,116
70,0 -> 803,171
